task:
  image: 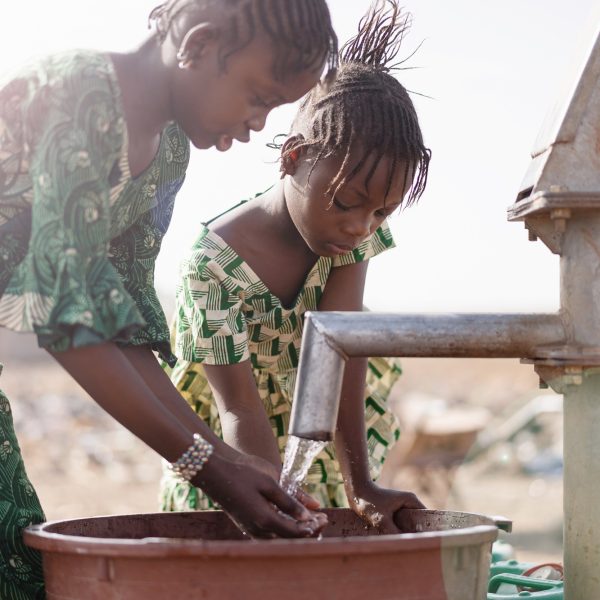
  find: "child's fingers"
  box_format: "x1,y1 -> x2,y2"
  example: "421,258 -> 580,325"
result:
400,492 -> 426,510
228,505 -> 313,539
295,488 -> 322,511
262,483 -> 328,537
264,482 -> 312,520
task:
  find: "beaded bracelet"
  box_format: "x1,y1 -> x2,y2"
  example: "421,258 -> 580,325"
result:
168,433 -> 214,482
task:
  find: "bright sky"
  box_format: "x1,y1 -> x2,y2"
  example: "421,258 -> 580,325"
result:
1,1 -> 598,314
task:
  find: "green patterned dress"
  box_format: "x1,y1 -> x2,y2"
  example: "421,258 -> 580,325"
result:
0,50 -> 189,599
160,213 -> 402,511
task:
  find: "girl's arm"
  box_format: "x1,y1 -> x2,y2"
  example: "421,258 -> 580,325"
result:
318,261 -> 424,531
119,344 -> 241,457
202,361 -> 282,470
50,342 -> 322,538
51,343 -> 205,460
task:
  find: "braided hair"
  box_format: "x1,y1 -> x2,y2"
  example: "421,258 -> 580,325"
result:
148,0 -> 338,81
287,0 -> 430,206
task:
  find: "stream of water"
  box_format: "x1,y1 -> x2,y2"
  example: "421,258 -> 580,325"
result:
279,435 -> 327,495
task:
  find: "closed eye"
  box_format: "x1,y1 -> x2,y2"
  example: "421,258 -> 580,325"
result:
333,197 -> 352,211
376,204 -> 401,218
251,94 -> 279,109
252,95 -> 270,108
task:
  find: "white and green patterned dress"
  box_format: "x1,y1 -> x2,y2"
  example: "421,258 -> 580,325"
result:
0,50 -> 189,599
160,211 -> 401,511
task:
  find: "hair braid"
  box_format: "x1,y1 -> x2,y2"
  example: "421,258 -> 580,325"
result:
148,0 -> 338,80
288,0 -> 431,206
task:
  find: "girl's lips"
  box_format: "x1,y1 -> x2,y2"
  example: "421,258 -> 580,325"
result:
326,242 -> 354,255
216,135 -> 233,152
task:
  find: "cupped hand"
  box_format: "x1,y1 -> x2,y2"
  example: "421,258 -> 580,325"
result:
349,483 -> 425,533
194,452 -> 328,539
233,453 -> 324,513
294,487 -> 323,512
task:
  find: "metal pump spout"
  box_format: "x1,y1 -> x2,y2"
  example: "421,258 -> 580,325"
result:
288,314 -> 346,441
288,311 -> 565,442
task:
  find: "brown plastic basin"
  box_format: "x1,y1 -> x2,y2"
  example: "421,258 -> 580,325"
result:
25,508 -> 503,600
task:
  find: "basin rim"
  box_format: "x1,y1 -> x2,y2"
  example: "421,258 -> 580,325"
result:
24,512 -> 499,559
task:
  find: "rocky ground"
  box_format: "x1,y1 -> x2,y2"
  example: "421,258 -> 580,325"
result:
1,330 -> 563,565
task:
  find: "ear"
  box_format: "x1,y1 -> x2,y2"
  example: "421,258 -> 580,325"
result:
279,135 -> 305,178
177,22 -> 220,69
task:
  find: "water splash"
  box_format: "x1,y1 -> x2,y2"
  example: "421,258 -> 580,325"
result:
280,435 -> 327,495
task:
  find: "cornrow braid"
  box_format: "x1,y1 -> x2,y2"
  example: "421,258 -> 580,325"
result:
148,0 -> 338,80
287,0 -> 431,206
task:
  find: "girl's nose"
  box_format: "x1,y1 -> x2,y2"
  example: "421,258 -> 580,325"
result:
342,214 -> 373,240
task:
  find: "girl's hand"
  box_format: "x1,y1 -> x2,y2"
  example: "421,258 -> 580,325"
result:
233,453 -> 324,511
294,487 -> 323,511
348,482 -> 425,533
195,452 -> 328,538
233,452 -> 281,481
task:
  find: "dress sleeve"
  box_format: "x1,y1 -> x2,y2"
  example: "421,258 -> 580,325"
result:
331,220 -> 395,267
18,55 -> 147,352
173,242 -> 250,365
109,180 -> 184,367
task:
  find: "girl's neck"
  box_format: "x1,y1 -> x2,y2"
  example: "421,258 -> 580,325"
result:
110,37 -> 173,141
260,183 -> 312,254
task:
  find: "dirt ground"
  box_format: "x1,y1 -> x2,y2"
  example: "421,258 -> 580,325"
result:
382,357 -> 563,564
0,330 -> 563,566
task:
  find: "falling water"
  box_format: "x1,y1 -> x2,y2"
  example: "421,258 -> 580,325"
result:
280,435 -> 327,495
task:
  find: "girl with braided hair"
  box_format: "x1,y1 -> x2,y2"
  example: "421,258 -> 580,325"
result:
0,1 -> 337,597
162,0 -> 430,530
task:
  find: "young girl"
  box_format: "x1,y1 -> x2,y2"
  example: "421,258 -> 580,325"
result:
0,1 -> 338,597
161,0 -> 431,531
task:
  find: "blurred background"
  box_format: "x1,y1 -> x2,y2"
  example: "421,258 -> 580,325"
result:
2,0 -> 598,564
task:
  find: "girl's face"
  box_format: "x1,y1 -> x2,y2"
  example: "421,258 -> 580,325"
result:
171,34 -> 322,152
283,150 -> 412,257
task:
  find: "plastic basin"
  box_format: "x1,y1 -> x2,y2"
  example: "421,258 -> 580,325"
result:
25,508 -> 501,600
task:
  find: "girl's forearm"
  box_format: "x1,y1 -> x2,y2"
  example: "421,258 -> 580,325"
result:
219,406 -> 282,468
203,362 -> 282,468
334,357 -> 374,495
119,345 -> 237,458
123,345 -> 279,465
49,342 -> 234,462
